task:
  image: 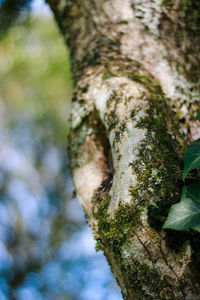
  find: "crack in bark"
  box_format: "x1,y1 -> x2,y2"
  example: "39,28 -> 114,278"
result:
134,231 -> 155,263
159,238 -> 178,279
158,238 -> 186,299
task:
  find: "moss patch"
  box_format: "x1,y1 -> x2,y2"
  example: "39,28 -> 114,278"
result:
130,74 -> 186,243
94,194 -> 141,253
121,261 -> 175,300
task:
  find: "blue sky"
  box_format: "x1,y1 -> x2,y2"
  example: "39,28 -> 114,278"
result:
31,0 -> 51,15
0,0 -> 51,14
0,0 -> 51,15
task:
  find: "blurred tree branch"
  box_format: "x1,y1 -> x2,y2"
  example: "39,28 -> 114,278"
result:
0,0 -> 33,34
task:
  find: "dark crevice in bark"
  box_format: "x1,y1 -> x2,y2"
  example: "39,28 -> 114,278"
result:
134,232 -> 154,262
96,118 -> 114,190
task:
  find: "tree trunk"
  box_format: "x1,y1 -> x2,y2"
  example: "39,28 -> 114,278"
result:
46,0 -> 200,299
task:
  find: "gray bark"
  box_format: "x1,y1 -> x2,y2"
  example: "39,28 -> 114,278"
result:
46,0 -> 200,299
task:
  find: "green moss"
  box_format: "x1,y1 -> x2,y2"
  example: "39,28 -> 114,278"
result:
122,262 -> 175,300
94,73 -> 186,254
104,204 -> 140,252
102,70 -> 114,81
91,72 -> 197,296
104,91 -> 119,132
118,20 -> 129,25
132,73 -> 163,94
94,192 -> 184,298
130,75 -> 186,239
112,122 -> 127,150
93,193 -> 141,254
161,0 -> 172,5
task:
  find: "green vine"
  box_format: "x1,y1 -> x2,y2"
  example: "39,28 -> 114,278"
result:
163,112 -> 200,232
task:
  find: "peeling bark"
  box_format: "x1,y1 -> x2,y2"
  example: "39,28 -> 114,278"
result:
46,0 -> 200,299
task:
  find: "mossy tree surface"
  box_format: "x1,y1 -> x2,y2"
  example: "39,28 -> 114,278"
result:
46,0 -> 200,299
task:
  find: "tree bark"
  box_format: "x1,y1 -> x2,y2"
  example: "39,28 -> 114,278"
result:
46,0 -> 200,299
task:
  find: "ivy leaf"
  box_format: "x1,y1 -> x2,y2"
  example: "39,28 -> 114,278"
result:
163,201 -> 200,231
196,111 -> 200,120
183,138 -> 200,180
191,224 -> 200,232
163,183 -> 200,232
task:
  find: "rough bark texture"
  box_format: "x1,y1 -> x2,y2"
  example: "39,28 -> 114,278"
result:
46,0 -> 200,299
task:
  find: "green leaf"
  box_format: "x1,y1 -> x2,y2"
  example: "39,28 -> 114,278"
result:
183,138 -> 200,180
182,181 -> 200,202
163,183 -> 200,231
191,223 -> 200,232
196,110 -> 200,120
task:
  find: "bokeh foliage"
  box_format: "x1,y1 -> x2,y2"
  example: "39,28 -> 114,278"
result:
0,15 -> 121,300
0,0 -> 33,34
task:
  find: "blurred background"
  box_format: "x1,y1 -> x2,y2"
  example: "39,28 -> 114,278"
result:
0,0 -> 122,299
